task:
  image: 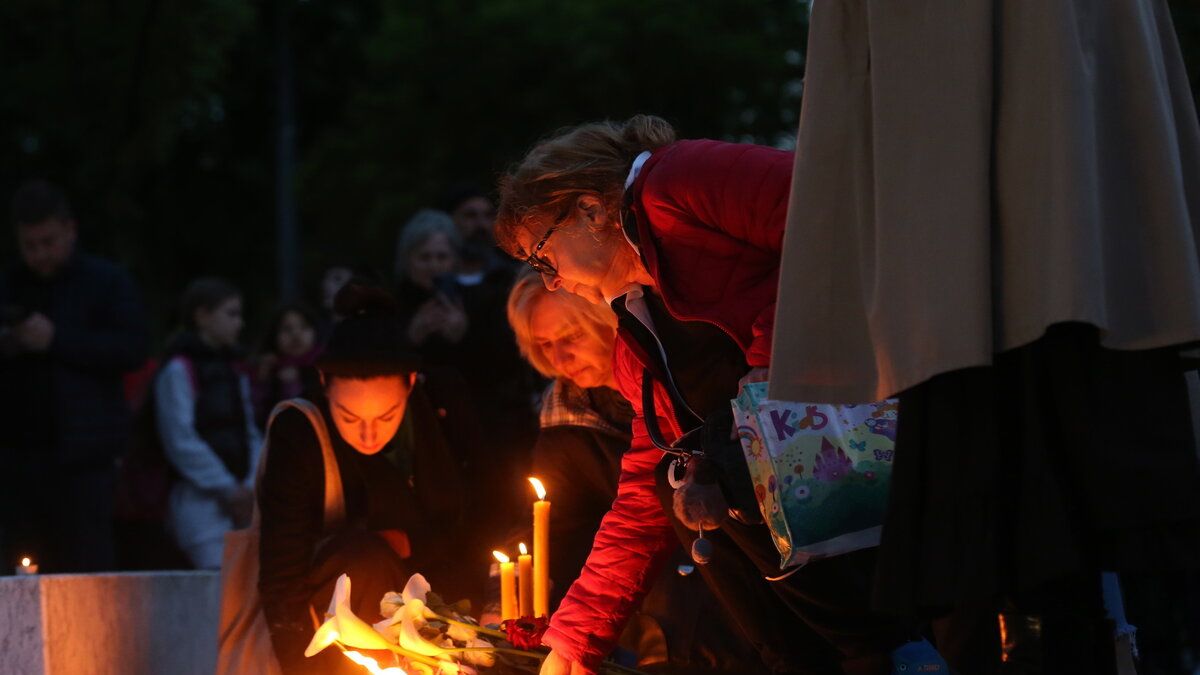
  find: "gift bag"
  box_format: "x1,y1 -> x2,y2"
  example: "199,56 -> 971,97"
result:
731,383 -> 897,569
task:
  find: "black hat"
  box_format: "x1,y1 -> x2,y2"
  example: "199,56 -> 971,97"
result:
316,283 -> 420,378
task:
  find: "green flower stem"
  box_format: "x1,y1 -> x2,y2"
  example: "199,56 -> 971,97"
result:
439,646 -> 546,661
427,613 -> 509,641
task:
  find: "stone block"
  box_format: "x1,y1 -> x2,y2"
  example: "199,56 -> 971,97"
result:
0,571 -> 221,675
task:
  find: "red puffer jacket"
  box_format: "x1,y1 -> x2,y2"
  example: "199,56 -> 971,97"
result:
542,140 -> 793,670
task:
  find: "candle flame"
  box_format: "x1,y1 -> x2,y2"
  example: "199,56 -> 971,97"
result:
528,477 -> 547,500
492,550 -> 510,564
20,557 -> 30,568
519,542 -> 528,556
343,649 -> 407,674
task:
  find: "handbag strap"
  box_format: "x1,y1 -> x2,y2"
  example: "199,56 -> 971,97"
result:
259,398 -> 347,531
642,369 -> 690,457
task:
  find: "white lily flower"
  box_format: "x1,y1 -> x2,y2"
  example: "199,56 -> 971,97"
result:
460,639 -> 496,668
445,621 -> 477,643
398,613 -> 447,657
305,574 -> 394,657
373,615 -> 402,644
380,591 -> 405,618
402,573 -> 432,604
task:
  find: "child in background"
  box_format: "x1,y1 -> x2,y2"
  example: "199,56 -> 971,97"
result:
254,303 -> 322,426
155,277 -> 262,569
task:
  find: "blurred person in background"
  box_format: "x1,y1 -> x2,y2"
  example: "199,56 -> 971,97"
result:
154,277 -> 261,569
395,208 -> 542,554
254,302 -> 322,426
394,209 -> 469,357
0,179 -> 148,573
438,182 -> 506,282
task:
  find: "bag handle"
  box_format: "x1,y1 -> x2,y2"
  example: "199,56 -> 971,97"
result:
258,398 -> 347,531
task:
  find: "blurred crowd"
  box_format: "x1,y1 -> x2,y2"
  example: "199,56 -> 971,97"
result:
0,179 -> 540,575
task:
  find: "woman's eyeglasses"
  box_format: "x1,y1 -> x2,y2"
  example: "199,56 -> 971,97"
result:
523,225 -> 560,276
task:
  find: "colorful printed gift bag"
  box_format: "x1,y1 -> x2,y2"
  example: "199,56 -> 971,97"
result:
731,382 -> 898,569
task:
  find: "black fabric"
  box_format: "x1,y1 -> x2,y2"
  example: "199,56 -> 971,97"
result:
396,271 -> 542,560
275,530 -> 410,675
257,383 -> 465,669
0,252 -> 148,466
0,457 -> 117,573
652,457 -> 842,674
164,332 -> 252,481
612,291 -> 747,426
0,251 -> 146,573
652,455 -> 905,674
875,322 -> 1200,615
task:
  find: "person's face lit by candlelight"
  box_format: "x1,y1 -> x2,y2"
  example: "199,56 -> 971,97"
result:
322,374 -> 416,455
513,194 -> 649,306
528,293 -> 613,390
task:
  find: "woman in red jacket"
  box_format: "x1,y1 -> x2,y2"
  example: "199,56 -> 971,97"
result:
495,116 -> 945,675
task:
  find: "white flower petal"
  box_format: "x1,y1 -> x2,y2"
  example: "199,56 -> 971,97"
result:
303,574 -> 394,657
398,615 -> 449,657
402,573 -> 432,604
460,639 -> 495,668
380,591 -> 405,618
445,622 -> 476,643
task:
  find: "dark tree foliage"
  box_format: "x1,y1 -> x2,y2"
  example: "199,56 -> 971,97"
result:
1,0 -> 1197,340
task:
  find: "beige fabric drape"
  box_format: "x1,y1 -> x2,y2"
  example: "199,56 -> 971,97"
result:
769,0 -> 1200,403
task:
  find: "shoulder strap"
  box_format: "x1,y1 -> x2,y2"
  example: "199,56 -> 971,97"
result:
261,398 -> 347,531
642,369 -> 689,457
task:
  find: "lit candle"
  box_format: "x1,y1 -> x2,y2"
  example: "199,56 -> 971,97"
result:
517,543 -> 533,617
493,551 -> 517,622
529,477 -> 551,617
15,557 -> 37,576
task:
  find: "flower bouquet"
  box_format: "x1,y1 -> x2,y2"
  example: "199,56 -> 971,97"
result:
306,573 -> 645,675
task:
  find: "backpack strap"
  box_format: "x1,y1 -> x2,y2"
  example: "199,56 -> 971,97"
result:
258,398 -> 347,531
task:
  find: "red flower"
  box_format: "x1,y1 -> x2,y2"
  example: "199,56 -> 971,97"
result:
502,616 -> 549,651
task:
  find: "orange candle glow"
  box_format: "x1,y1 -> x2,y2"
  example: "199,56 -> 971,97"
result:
529,477 -> 551,617
493,550 -> 517,622
517,543 -> 533,617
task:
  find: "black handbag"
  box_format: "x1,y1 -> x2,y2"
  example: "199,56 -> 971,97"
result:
640,369 -> 761,526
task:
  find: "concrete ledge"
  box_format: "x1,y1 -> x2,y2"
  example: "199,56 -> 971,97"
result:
0,571 -> 220,675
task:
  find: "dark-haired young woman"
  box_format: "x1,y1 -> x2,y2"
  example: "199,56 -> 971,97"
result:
256,284 -> 465,675
155,277 -> 261,570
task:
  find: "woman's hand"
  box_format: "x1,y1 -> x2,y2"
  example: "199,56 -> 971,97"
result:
733,367 -> 770,438
539,650 -> 589,675
738,367 -> 769,392
407,301 -> 440,345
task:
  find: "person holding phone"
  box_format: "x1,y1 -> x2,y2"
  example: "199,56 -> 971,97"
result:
393,207 -> 543,571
